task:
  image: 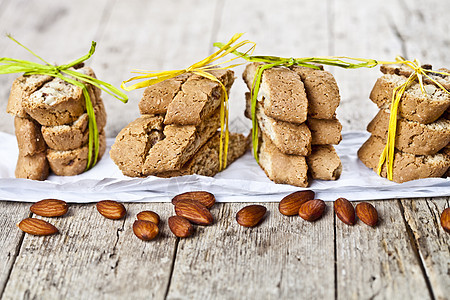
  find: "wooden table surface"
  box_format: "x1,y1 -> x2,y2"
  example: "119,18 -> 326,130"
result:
0,0 -> 449,299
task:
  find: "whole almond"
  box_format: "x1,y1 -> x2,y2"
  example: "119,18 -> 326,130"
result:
236,205 -> 267,227
137,211 -> 160,225
168,216 -> 194,238
356,202 -> 378,227
17,218 -> 58,236
30,199 -> 68,217
298,199 -> 326,221
172,191 -> 215,209
175,200 -> 213,225
133,220 -> 159,241
279,190 -> 315,216
334,198 -> 356,225
96,200 -> 126,220
441,208 -> 450,233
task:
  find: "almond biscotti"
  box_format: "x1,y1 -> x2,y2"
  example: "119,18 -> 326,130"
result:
306,145 -> 342,180
14,117 -> 47,156
15,152 -> 49,181
358,135 -> 450,183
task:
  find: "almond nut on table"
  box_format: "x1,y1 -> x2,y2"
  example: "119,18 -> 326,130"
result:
168,216 -> 194,238
136,211 -> 160,225
30,199 -> 68,217
334,197 -> 356,225
96,200 -> 126,220
298,199 -> 326,222
356,202 -> 378,227
133,220 -> 159,241
172,191 -> 216,209
236,205 -> 267,227
279,190 -> 315,216
174,200 -> 214,225
17,218 -> 59,236
441,207 -> 450,233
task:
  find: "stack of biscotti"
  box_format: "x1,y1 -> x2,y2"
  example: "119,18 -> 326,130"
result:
242,63 -> 343,187
7,66 -> 107,180
110,70 -> 249,178
358,64 -> 450,183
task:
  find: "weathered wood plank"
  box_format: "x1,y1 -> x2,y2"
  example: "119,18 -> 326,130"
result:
92,0 -> 219,137
335,200 -> 432,299
2,203 -> 176,299
166,202 -> 336,299
400,198 -> 450,300
0,202 -> 30,297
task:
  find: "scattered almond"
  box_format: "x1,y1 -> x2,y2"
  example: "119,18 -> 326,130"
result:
334,197 -> 356,225
356,202 -> 378,227
133,220 -> 159,241
168,216 -> 194,238
298,199 -> 326,222
441,207 -> 450,233
279,190 -> 315,216
172,191 -> 215,209
96,200 -> 126,220
236,205 -> 267,227
17,218 -> 58,236
175,200 -> 213,225
137,211 -> 160,225
30,199 -> 68,217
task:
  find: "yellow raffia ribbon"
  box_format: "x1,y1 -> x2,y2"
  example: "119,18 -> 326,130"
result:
376,56 -> 450,180
0,35 -> 129,171
214,40 -> 450,181
121,33 -> 255,170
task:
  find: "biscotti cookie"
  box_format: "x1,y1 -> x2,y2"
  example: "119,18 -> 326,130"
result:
358,135 -> 450,183
14,117 -> 46,156
243,62 -> 308,124
367,109 -> 450,155
306,118 -> 342,145
41,100 -> 107,150
157,132 -> 249,178
291,66 -> 340,119
47,131 -> 107,176
15,152 -> 49,181
7,74 -> 54,118
163,69 -> 235,125
110,115 -> 165,177
306,145 -> 342,180
258,132 -> 308,187
244,92 -> 311,155
143,109 -> 221,174
370,74 -> 450,124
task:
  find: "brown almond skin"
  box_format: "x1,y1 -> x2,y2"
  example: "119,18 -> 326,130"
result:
175,200 -> 213,225
137,211 -> 160,225
356,202 -> 378,227
298,199 -> 326,222
236,205 -> 267,227
96,200 -> 126,220
168,216 -> 194,238
334,198 -> 356,225
441,208 -> 450,233
17,218 -> 59,236
172,191 -> 215,209
30,199 -> 68,217
133,220 -> 159,241
279,190 -> 315,216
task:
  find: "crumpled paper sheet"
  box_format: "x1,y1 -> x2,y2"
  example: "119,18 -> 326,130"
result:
0,131 -> 448,202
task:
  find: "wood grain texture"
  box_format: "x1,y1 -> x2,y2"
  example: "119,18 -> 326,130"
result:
2,203 -> 176,299
335,200 -> 432,299
0,202 -> 30,296
166,202 -> 335,299
401,198 -> 450,300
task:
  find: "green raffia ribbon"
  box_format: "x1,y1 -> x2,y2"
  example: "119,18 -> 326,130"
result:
0,35 -> 128,171
214,39 -> 450,182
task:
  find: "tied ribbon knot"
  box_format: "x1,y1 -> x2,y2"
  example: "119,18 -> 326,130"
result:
0,35 -> 128,171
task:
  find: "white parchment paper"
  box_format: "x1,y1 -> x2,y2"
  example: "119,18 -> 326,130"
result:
0,131 -> 448,202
